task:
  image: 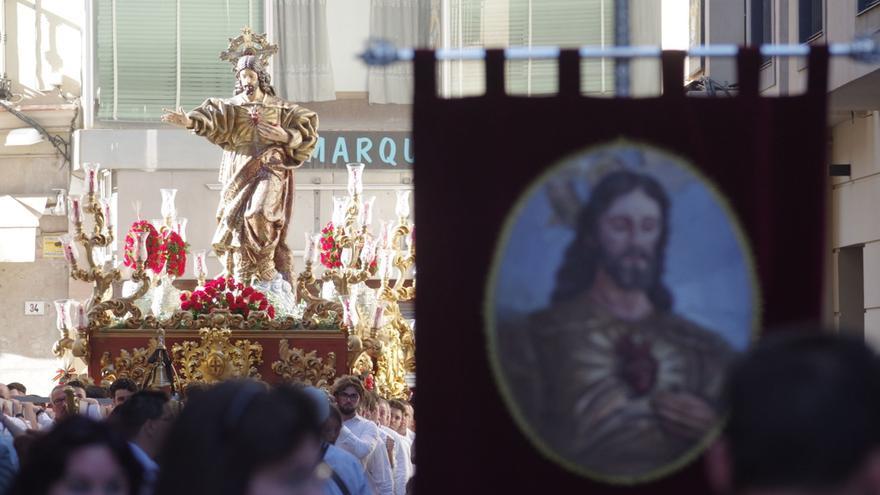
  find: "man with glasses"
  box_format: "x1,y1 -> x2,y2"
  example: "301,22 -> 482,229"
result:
332,376 -> 394,495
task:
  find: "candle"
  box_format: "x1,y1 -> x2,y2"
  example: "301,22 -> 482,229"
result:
68,195 -> 82,225
395,190 -> 411,219
371,301 -> 387,330
362,196 -> 376,227
194,249 -> 207,280
341,247 -> 353,267
160,188 -> 178,222
135,231 -> 148,262
346,163 -> 365,196
54,299 -> 69,330
60,234 -> 78,265
100,198 -> 113,228
75,301 -> 88,329
332,196 -> 347,227
303,233 -> 316,266
176,217 -> 188,242
82,163 -> 99,195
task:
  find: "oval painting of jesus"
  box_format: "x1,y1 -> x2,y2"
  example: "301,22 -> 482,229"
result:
485,140 -> 760,484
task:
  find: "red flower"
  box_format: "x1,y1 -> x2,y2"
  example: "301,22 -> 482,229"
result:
267,306 -> 275,319
242,286 -> 254,298
258,299 -> 268,310
225,293 -> 234,306
181,300 -> 192,310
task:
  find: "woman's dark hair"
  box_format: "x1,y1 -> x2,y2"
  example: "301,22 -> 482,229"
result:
551,169 -> 673,310
154,380 -> 321,495
9,416 -> 143,495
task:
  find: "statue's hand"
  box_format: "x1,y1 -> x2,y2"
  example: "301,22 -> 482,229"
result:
257,122 -> 290,143
161,107 -> 191,127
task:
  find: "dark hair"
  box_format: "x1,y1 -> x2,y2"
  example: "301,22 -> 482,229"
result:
9,416 -> 143,495
233,58 -> 276,97
551,169 -> 672,310
109,378 -> 139,398
388,400 -> 406,413
154,380 -> 320,495
65,379 -> 85,390
109,391 -> 169,440
6,382 -> 26,394
724,331 -> 880,492
332,375 -> 365,398
85,385 -> 108,399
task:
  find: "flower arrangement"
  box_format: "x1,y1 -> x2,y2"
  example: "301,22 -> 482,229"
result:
163,230 -> 188,277
123,221 -> 165,272
319,221 -> 379,274
319,222 -> 342,269
122,221 -> 190,276
179,276 -> 275,319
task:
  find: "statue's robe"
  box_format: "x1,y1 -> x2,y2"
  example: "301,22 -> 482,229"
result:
500,296 -> 736,479
186,93 -> 318,283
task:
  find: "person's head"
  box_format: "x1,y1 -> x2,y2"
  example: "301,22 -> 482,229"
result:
109,378 -> 139,407
66,380 -> 87,399
403,402 -> 415,432
109,391 -> 174,457
322,405 -> 343,445
7,382 -> 26,397
360,391 -> 379,422
389,400 -> 407,435
706,332 -> 880,495
233,55 -> 275,98
331,376 -> 365,419
377,399 -> 391,427
86,385 -> 108,399
155,380 -> 326,495
51,385 -> 77,420
553,169 -> 672,310
10,415 -> 142,495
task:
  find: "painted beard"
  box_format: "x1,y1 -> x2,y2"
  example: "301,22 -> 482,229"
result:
243,84 -> 256,96
600,245 -> 658,291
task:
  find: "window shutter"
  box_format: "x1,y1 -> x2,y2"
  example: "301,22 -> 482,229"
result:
95,0 -> 263,122
441,0 -> 614,98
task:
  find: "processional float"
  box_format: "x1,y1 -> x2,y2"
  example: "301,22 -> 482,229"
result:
52,28 -> 415,399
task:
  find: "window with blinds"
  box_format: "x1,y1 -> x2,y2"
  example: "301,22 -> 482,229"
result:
95,0 -> 264,122
440,0 -> 615,97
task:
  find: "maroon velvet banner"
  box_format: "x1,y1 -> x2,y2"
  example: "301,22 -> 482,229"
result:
412,48 -> 828,493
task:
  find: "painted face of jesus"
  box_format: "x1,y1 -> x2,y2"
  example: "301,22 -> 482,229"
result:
595,188 -> 663,291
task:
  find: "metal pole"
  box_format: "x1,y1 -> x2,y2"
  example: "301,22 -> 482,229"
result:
614,0 -> 630,96
360,38 -> 880,65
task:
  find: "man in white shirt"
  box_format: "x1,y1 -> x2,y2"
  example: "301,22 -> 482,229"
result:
378,399 -> 412,495
109,390 -> 176,495
403,403 -> 415,444
332,376 -> 394,495
48,384 -> 103,424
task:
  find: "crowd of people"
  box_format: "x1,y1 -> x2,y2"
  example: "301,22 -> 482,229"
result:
0,375 -> 415,495
3,331 -> 880,494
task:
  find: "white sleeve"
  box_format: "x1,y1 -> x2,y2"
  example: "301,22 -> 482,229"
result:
337,424 -> 377,461
366,440 -> 395,495
86,403 -> 103,420
392,436 -> 411,495
36,411 -> 54,430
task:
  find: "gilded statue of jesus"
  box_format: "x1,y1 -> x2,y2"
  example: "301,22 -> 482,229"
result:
161,54 -> 318,289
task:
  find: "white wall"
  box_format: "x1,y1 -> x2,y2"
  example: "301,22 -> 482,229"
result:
0,0 -> 82,395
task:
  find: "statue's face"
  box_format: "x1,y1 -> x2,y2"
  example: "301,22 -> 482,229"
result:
238,68 -> 259,96
595,189 -> 662,290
